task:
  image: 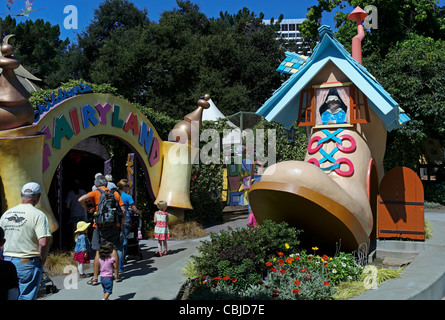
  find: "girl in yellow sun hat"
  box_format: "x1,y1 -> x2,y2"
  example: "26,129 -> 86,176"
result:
73,221 -> 92,278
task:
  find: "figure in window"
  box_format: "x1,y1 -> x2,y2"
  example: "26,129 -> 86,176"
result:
320,92 -> 347,125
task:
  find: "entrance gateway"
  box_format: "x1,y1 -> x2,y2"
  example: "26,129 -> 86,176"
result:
36,93 -> 163,201
0,89 -> 202,233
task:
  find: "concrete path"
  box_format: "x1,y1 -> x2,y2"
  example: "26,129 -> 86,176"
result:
39,213 -> 249,300
39,209 -> 445,300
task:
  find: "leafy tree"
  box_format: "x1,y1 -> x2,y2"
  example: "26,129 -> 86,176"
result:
53,0 -> 284,120
51,0 -> 150,86
0,16 -> 69,86
364,35 -> 445,170
300,0 -> 445,56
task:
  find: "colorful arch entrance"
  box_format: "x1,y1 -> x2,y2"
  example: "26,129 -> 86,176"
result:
36,93 -> 163,200
0,92 -> 198,233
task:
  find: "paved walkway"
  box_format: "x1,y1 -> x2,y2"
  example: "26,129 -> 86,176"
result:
39,209 -> 445,300
353,208 -> 445,300
39,213 -> 249,300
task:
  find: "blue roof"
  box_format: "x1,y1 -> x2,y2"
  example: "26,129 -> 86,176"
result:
276,51 -> 308,75
256,25 -> 410,131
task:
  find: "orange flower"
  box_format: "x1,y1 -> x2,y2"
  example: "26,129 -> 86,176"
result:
301,268 -> 307,273
324,281 -> 330,286
294,280 -> 301,285
292,288 -> 300,294
213,277 -> 222,280
271,267 -> 277,272
295,256 -> 301,261
278,259 -> 284,265
232,278 -> 237,283
286,257 -> 294,264
266,261 -> 273,267
223,276 -> 230,281
278,252 -> 284,256
280,269 -> 286,274
308,255 -> 313,261
322,255 -> 329,261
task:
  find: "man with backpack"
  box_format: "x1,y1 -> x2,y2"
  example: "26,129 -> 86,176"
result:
78,175 -> 125,285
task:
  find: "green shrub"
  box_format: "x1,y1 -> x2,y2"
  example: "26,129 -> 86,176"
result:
424,182 -> 445,205
191,220 -> 302,287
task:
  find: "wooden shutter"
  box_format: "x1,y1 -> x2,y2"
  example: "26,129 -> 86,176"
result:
297,89 -> 315,127
350,85 -> 370,124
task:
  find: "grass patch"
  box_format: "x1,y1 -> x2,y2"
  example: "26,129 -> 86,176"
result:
332,281 -> 367,300
170,221 -> 208,239
44,250 -> 75,277
181,259 -> 199,279
333,266 -> 404,300
146,221 -> 208,240
425,219 -> 433,240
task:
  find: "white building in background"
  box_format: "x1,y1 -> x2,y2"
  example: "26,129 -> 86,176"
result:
262,18 -> 312,54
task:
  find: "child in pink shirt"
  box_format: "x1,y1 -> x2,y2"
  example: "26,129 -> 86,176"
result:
99,242 -> 117,300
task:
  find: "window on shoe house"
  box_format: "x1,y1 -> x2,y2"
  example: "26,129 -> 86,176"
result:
297,82 -> 370,127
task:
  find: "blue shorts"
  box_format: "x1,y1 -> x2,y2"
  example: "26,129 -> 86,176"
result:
100,277 -> 113,293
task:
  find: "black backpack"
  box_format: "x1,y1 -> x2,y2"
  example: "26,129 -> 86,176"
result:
95,188 -> 122,228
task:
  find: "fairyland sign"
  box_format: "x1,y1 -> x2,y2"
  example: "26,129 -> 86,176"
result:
35,93 -> 163,198
33,82 -> 92,122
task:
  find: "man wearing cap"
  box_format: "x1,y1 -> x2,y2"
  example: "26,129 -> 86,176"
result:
0,182 -> 52,300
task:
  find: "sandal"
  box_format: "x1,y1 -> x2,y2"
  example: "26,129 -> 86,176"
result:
154,251 -> 162,257
115,275 -> 123,282
87,278 -> 99,286
163,251 -> 168,255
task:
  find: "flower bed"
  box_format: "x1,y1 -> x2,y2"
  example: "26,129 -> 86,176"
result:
182,221 -> 367,300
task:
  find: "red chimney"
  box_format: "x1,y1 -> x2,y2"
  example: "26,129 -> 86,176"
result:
347,6 -> 368,65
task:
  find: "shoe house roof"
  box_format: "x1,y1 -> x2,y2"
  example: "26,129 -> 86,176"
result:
256,25 -> 410,131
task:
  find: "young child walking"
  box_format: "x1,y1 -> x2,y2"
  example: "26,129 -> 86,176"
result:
73,221 -> 91,278
98,241 -> 117,300
154,201 -> 170,257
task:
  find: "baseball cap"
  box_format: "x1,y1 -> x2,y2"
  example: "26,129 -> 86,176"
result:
21,182 -> 41,195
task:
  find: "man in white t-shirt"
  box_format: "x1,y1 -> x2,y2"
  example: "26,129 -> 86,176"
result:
0,182 -> 52,300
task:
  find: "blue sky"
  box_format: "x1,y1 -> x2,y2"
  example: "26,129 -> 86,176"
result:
0,0 -> 349,42
2,0 -> 445,43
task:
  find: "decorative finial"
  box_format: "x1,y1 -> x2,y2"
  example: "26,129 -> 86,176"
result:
0,36 -> 34,130
170,94 -> 211,146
